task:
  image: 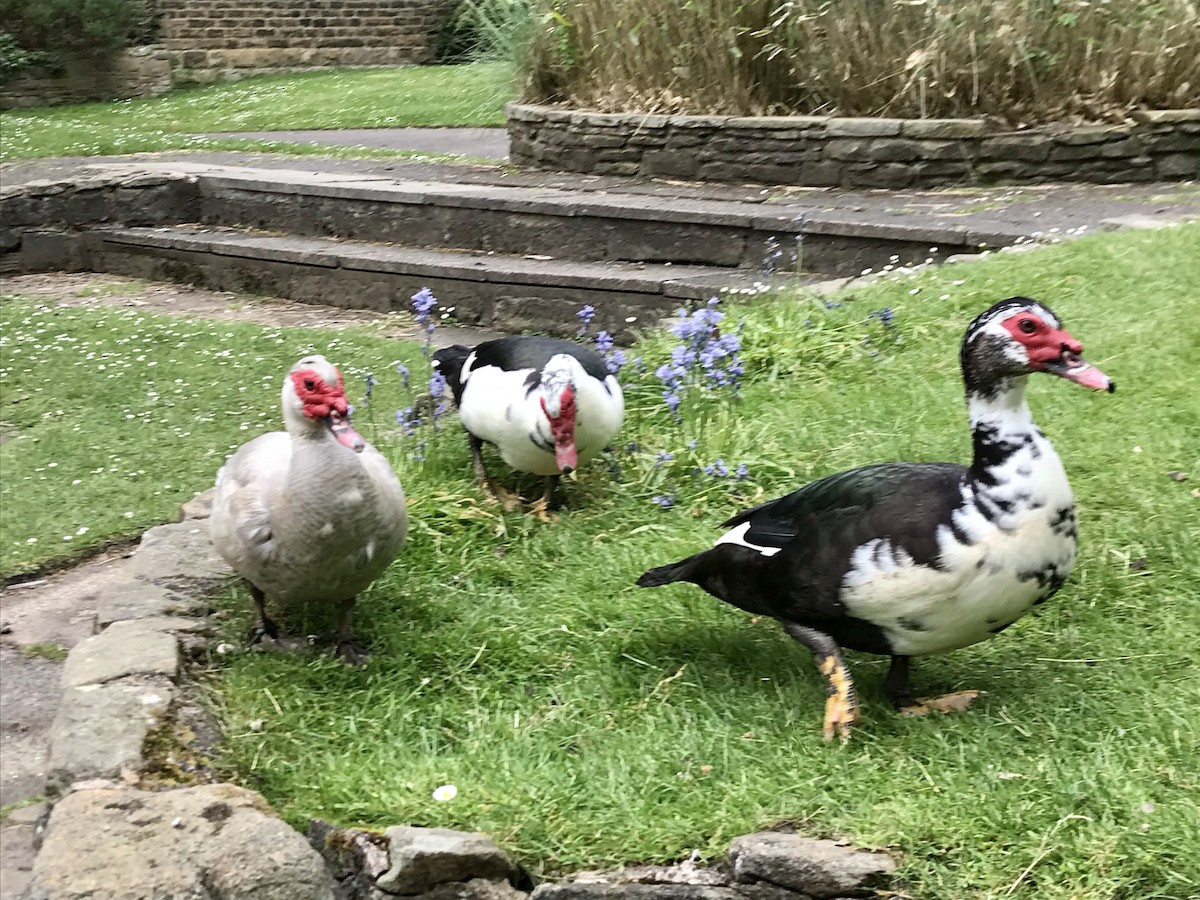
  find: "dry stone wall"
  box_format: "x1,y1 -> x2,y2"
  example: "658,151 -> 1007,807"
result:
507,104 -> 1200,188
0,47 -> 172,110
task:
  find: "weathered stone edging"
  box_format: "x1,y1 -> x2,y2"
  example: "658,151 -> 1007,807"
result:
507,103 -> 1200,188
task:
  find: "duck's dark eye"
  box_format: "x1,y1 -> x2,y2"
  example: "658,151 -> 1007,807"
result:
1018,318 -> 1038,334
303,378 -> 316,390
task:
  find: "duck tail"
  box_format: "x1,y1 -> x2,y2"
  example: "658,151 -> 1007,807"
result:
636,555 -> 703,588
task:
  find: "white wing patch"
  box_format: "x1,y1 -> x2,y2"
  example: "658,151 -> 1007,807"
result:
714,521 -> 782,557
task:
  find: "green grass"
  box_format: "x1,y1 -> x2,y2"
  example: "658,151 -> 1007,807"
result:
0,63 -> 515,161
4,225 -> 1200,897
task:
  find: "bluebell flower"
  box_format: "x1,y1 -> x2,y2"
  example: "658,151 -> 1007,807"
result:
364,374 -> 378,404
704,459 -> 730,478
595,330 -> 614,353
654,450 -> 675,468
735,463 -> 749,480
411,287 -> 436,322
652,495 -> 676,509
577,304 -> 596,337
395,363 -> 411,390
872,307 -> 897,329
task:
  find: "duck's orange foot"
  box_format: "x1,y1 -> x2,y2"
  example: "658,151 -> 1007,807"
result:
819,656 -> 861,742
899,689 -> 985,717
479,479 -> 524,511
527,497 -> 559,524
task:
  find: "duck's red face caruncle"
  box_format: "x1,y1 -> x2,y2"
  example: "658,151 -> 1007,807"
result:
1001,311 -> 1114,393
289,367 -> 366,452
540,384 -> 578,474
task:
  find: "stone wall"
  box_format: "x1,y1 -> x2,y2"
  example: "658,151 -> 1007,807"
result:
508,104 -> 1200,188
157,0 -> 454,84
0,46 -> 172,110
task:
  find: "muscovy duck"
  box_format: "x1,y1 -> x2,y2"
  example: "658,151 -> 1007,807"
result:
210,355 -> 408,664
433,336 -> 624,518
637,297 -> 1114,740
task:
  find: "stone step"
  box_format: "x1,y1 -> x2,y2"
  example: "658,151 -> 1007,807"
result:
75,226 -> 829,338
121,162 -> 1014,276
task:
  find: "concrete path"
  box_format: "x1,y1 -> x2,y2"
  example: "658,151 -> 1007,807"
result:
200,126 -> 510,160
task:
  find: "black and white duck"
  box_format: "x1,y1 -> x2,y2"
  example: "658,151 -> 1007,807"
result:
433,336 -> 624,518
637,297 -> 1114,740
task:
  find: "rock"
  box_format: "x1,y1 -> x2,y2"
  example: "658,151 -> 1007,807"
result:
531,883 -> 797,900
126,521 -> 233,595
62,620 -> 179,688
422,878 -> 532,900
26,784 -> 336,899
180,487 -> 217,520
729,832 -> 895,899
308,818 -> 391,900
45,679 -> 174,793
377,826 -> 515,895
94,578 -> 195,628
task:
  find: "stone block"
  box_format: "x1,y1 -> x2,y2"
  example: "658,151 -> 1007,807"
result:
867,138 -> 925,162
126,521 -> 233,597
824,138 -> 871,161
19,230 -> 89,273
799,160 -> 844,186
1131,109 -> 1200,125
376,826 -> 514,895
1155,152 -> 1200,178
641,150 -> 700,178
28,785 -> 335,900
1054,125 -> 1126,146
901,118 -> 987,139
844,163 -> 915,189
729,831 -> 895,899
62,621 -> 180,688
825,118 -> 902,137
981,135 -> 1051,162
46,679 -> 174,792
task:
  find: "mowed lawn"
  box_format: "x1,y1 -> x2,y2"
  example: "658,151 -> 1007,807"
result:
2,224 -> 1198,898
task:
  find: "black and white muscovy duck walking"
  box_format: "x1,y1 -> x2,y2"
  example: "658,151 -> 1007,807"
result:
210,355 -> 408,665
637,297 -> 1114,740
433,336 -> 624,518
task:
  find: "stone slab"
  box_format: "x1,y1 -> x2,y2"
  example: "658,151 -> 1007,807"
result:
45,679 -> 174,792
27,784 -> 335,900
729,832 -> 895,899
61,623 -> 179,688
125,521 -> 233,596
377,825 -> 514,895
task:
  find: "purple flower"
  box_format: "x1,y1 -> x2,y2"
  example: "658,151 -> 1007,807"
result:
364,374 -> 378,404
577,304 -> 596,337
735,463 -> 750,480
654,451 -> 675,467
652,495 -> 676,509
395,363 -> 411,390
703,459 -> 730,478
872,307 -> 897,329
595,330 -> 614,353
411,287 -> 436,322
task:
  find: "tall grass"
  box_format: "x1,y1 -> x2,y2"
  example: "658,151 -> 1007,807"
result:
524,0 -> 1200,123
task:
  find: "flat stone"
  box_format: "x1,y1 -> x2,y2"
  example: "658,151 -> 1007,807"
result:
94,578 -> 195,628
729,832 -> 895,899
377,825 -> 514,895
180,486 -> 216,520
825,118 -> 902,137
900,118 -> 987,139
532,883 -> 797,900
61,622 -> 179,688
27,784 -> 335,900
126,521 -> 234,596
1130,109 -> 1200,125
980,135 -> 1051,162
46,679 -> 174,793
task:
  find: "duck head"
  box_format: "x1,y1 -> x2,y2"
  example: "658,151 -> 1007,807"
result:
283,355 -> 366,452
961,297 -> 1115,398
538,359 -> 579,474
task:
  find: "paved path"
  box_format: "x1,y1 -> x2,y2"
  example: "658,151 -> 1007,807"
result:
201,126 -> 510,160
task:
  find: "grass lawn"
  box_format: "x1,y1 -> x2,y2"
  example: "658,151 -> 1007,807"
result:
0,62 -> 515,161
3,224 -> 1199,897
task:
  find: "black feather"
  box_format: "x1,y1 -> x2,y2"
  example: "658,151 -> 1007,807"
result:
431,345 -> 471,406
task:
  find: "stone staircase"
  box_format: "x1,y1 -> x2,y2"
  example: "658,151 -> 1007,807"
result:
3,160 -> 1028,337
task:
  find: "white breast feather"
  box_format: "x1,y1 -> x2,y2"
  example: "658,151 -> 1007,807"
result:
842,430 -> 1077,656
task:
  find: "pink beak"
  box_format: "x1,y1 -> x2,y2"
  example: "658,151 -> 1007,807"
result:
1045,350 -> 1115,393
327,410 -> 366,452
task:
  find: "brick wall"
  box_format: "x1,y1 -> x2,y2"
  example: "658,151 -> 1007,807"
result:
157,0 -> 454,83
